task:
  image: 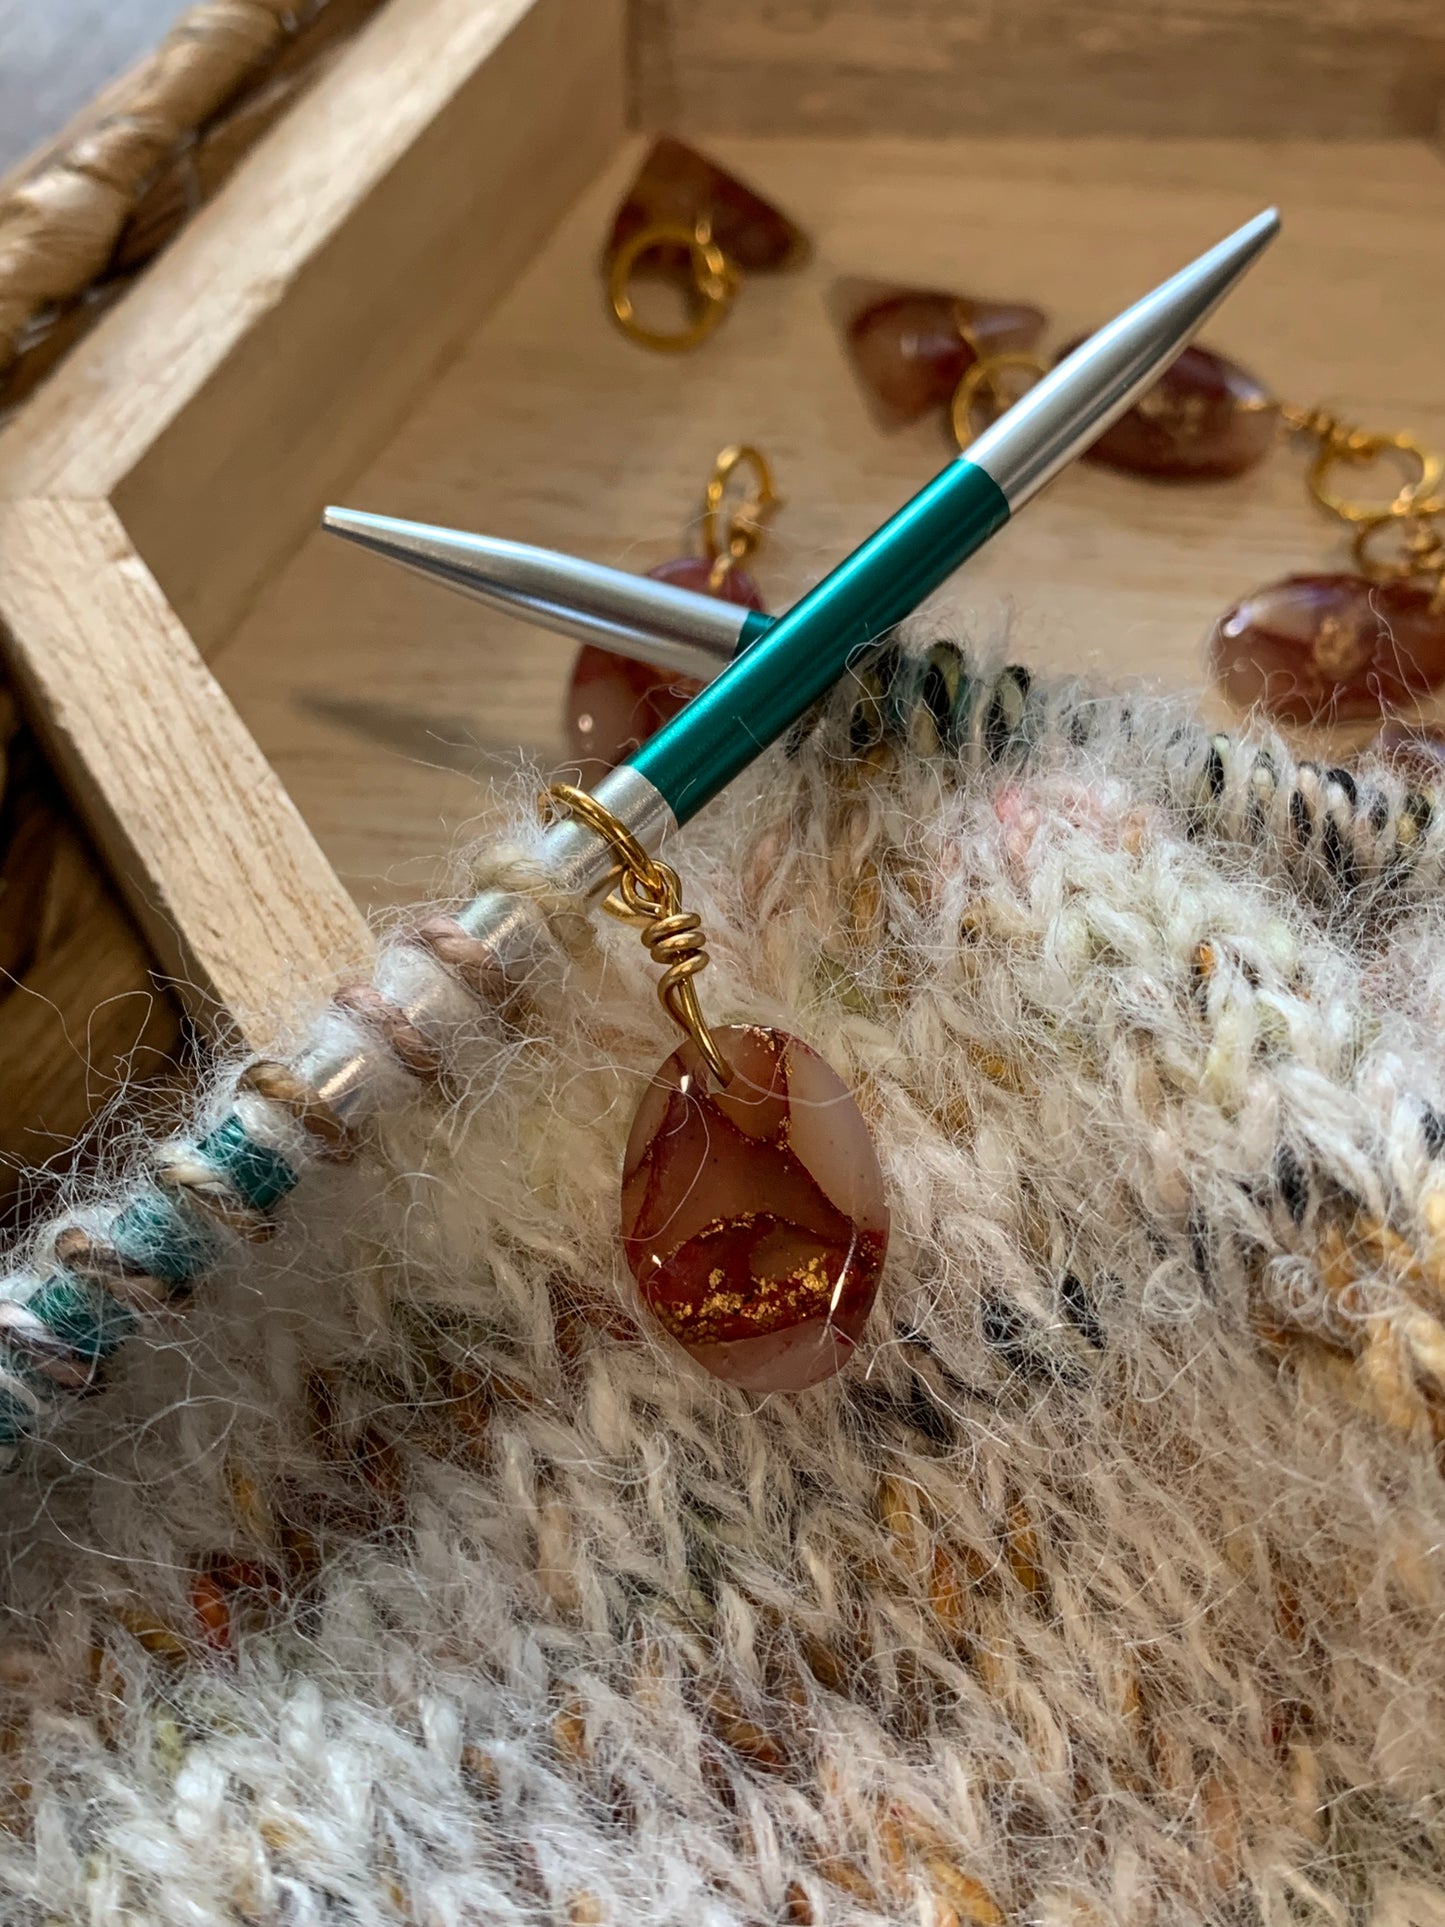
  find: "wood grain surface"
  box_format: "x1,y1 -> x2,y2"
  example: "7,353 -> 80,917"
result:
0,0 -> 627,1047
0,496 -> 371,1035
629,1 -> 1445,141
211,134 -> 1445,923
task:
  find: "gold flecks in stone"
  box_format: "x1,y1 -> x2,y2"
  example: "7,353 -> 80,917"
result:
621,1024 -> 888,1391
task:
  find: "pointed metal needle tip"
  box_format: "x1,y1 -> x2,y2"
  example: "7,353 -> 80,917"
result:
320,505 -> 749,677
967,205 -> 1280,508
323,504 -> 395,550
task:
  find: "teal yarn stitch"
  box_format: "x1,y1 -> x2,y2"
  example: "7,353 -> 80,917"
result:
196,1115 -> 297,1214
110,1189 -> 217,1288
24,1274 -> 134,1363
0,1118 -> 299,1459
106,1120 -> 295,1291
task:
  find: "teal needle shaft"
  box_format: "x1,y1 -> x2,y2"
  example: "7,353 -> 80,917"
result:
628,207 -> 1279,826
633,461 -> 1008,816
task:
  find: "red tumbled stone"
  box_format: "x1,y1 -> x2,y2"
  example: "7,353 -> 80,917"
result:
608,135 -> 808,274
620,1025 -> 889,1393
1067,339 -> 1276,479
838,281 -> 1047,424
1209,574 -> 1445,723
565,557 -> 765,778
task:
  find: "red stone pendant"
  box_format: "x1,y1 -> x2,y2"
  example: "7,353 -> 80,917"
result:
835,278 -> 1047,425
1210,573 -> 1445,722
620,1025 -> 889,1392
607,136 -> 808,277
1066,340 -> 1277,480
565,558 -> 766,779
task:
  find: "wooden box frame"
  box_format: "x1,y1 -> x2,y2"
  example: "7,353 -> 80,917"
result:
0,0 -> 1443,1078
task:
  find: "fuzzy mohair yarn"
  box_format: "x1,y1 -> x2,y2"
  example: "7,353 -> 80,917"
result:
3,641 -> 1445,1926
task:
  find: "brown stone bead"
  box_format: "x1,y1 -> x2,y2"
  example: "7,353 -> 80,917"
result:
620,1025 -> 889,1393
564,557 -> 764,779
607,135 -> 808,274
1064,339 -> 1277,479
839,279 -> 1047,424
1209,574 -> 1445,723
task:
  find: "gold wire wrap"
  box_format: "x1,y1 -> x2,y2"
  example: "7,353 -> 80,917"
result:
542,784 -> 733,1086
700,443 -> 779,591
607,216 -> 739,353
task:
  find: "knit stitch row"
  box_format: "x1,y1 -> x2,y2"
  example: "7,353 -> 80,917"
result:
1,647 -> 1437,1460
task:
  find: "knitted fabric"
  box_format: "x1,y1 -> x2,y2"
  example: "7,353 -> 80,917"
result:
2,645 -> 1445,1926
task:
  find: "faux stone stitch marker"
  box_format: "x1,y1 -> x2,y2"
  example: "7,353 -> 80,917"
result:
323,211 -> 1278,1389
543,782 -> 890,1394
0,214 -> 1286,1465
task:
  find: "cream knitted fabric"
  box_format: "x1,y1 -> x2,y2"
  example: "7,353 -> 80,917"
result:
2,649 -> 1445,1926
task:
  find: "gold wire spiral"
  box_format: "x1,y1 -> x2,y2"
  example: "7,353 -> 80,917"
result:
543,784 -> 733,1086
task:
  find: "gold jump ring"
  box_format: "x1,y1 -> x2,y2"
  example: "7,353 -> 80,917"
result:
950,351 -> 1049,451
1299,424 -> 1445,525
607,217 -> 739,353
701,442 -> 779,586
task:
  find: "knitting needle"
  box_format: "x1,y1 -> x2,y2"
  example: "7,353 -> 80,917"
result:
323,513 -> 753,679
626,210 -> 1279,823
0,212 -> 1285,1469
308,208 -> 1278,1101
325,212 -> 1279,719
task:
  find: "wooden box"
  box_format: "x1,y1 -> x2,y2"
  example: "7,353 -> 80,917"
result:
1,0 -> 1443,1185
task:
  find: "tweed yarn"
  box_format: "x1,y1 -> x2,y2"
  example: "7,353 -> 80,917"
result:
2,645 -> 1445,1925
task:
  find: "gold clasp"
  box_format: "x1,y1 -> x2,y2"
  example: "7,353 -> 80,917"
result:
542,784 -> 733,1085
700,443 -> 779,592
1281,403 -> 1445,525
607,215 -> 740,354
1353,508 -> 1445,610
